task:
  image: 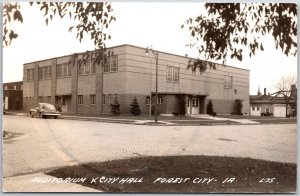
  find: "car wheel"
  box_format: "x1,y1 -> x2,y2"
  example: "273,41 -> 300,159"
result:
41,114 -> 46,119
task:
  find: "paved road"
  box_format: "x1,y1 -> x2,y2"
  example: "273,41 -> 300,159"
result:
3,115 -> 297,178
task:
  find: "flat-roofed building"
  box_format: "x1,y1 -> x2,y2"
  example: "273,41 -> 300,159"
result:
22,44 -> 250,115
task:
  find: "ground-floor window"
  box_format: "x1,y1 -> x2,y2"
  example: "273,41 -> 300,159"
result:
146,96 -> 150,105
77,95 -> 83,105
158,96 -> 163,104
102,94 -> 105,105
90,95 -> 96,105
266,107 -> 270,113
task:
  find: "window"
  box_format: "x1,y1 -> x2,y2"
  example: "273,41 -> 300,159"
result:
166,66 -> 172,81
27,68 -> 34,81
266,107 -> 270,113
256,107 -> 260,111
234,89 -> 237,95
83,60 -> 91,75
90,95 -> 96,105
187,98 -> 190,107
91,59 -> 96,74
38,67 -> 43,80
14,85 -> 17,90
56,64 -> 63,78
102,94 -> 106,105
44,66 -> 51,79
173,67 -> 179,82
110,56 -> 118,72
77,95 -> 83,105
146,96 -> 150,105
104,55 -> 118,73
166,66 -> 179,82
158,96 -> 163,104
108,94 -> 111,105
224,75 -> 233,89
103,59 -> 110,72
4,86 -> 8,90
63,63 -> 71,77
252,107 -> 255,111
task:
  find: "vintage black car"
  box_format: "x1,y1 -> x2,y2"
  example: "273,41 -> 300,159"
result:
30,103 -> 60,119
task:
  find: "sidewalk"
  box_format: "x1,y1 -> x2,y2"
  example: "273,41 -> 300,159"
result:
4,111 -> 296,125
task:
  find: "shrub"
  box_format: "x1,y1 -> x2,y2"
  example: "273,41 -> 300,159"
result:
130,97 -> 141,116
111,97 -> 121,116
206,100 -> 214,115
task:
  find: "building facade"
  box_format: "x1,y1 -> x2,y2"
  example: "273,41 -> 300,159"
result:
250,87 -> 297,117
3,81 -> 23,111
23,44 -> 250,115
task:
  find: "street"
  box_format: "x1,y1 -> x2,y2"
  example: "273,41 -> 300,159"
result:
3,115 -> 297,178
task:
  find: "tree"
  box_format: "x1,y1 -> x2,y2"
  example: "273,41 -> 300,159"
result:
182,3 -> 297,73
273,75 -> 297,117
130,97 -> 141,116
3,2 -> 116,49
206,100 -> 214,115
111,97 -> 120,116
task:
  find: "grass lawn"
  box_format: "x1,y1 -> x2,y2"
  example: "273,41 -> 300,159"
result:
62,113 -> 208,121
217,115 -> 279,119
46,156 -> 296,193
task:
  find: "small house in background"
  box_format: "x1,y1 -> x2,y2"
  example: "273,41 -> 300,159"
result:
3,81 -> 23,111
250,86 -> 297,117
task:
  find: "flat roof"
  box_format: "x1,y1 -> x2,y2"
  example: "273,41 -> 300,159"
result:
24,43 -> 249,72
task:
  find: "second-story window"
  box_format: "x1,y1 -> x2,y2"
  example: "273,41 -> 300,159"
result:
57,64 -> 62,78
38,67 -> 43,80
91,60 -> 96,74
63,63 -> 71,77
104,55 -> 118,73
166,66 -> 179,82
27,68 -> 34,81
83,59 -> 91,75
44,66 -> 51,79
224,75 -> 233,89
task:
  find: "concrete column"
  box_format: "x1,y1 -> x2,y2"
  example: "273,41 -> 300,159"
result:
33,62 -> 39,106
95,59 -> 103,114
70,57 -> 78,113
51,59 -> 57,105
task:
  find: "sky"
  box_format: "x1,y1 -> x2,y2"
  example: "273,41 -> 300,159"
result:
2,2 -> 298,95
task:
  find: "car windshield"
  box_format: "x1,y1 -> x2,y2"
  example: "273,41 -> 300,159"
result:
41,103 -> 56,110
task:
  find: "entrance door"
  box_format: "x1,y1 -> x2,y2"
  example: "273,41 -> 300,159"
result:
191,98 -> 199,114
186,97 -> 200,115
61,97 -> 68,112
